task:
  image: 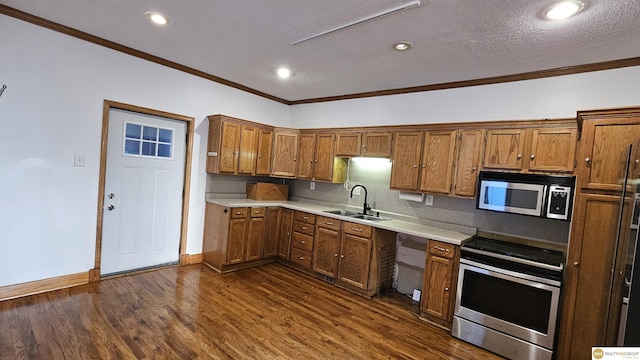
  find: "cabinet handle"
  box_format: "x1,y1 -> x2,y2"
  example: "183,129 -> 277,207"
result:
351,227 -> 363,232
235,211 -> 246,215
325,222 -> 334,225
585,157 -> 591,163
300,241 -> 306,244
301,227 -> 307,230
636,159 -> 639,165
315,159 -> 318,163
471,167 -> 477,171
573,262 -> 580,266
517,154 -> 522,159
298,256 -> 305,260
302,216 -> 308,219
530,154 -> 535,160
434,246 -> 450,252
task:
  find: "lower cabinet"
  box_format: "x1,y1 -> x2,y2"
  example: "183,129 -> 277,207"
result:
202,203 -> 275,272
263,207 -> 280,258
420,240 -> 460,330
313,216 -> 343,277
289,211 -> 316,269
278,208 -> 294,260
338,221 -> 373,289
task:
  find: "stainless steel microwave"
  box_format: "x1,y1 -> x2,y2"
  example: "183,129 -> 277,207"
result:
476,171 -> 575,221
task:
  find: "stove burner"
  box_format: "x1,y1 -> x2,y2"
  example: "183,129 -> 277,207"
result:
462,236 -> 565,268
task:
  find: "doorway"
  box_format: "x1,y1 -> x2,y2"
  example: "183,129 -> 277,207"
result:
93,100 -> 193,278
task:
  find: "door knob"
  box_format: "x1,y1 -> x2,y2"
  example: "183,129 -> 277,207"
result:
107,205 -> 115,211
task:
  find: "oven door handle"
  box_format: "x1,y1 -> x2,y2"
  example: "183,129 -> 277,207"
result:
460,258 -> 562,287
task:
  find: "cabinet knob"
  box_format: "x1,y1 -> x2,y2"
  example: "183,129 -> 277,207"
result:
636,159 -> 639,165
334,253 -> 338,257
585,157 -> 591,163
341,255 -> 345,258
351,227 -> 363,232
517,154 -> 522,159
530,154 -> 535,160
573,261 -> 580,266
413,164 -> 418,168
298,256 -> 305,260
421,164 -> 426,168
300,240 -> 306,244
444,287 -> 449,291
301,227 -> 307,230
471,167 -> 477,171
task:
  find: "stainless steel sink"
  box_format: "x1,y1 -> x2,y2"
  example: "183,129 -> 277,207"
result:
323,209 -> 361,216
349,214 -> 391,221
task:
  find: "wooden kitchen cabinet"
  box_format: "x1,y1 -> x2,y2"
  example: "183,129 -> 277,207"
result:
575,113 -> 640,192
420,240 -> 460,330
271,129 -> 299,178
255,128 -> 273,176
335,131 -> 393,157
246,207 -> 266,262
262,207 -> 280,258
482,129 -> 526,171
278,208 -> 294,260
289,211 -> 316,269
206,115 -> 267,175
483,127 -> 577,173
390,131 -> 423,191
226,208 -> 249,265
452,129 -> 484,197
419,130 -> 456,194
313,216 -> 342,277
297,132 -> 346,182
338,221 -> 373,289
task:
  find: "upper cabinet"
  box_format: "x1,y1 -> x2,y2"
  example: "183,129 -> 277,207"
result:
336,131 -> 393,158
392,129 -> 484,197
390,131 -> 424,191
271,129 -> 299,178
297,132 -> 347,183
483,127 -> 577,173
576,111 -> 640,191
255,128 -> 273,176
206,115 -> 272,175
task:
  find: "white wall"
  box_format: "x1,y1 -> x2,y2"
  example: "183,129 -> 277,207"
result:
290,66 -> 640,128
0,15 -> 290,287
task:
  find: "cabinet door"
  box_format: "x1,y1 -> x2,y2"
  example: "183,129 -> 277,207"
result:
335,132 -> 361,157
263,207 -> 280,258
337,233 -> 372,289
390,131 -> 423,191
255,128 -> 273,176
577,119 -> 640,191
452,129 -> 483,197
362,132 -> 393,157
296,133 -> 316,179
483,129 -> 525,170
313,133 -> 336,181
313,227 -> 341,277
219,121 -> 241,173
278,208 -> 294,259
558,193 -> 632,359
226,217 -> 247,264
246,216 -> 265,261
419,130 -> 456,194
237,125 -> 258,175
421,255 -> 454,320
271,131 -> 298,178
528,128 -> 577,172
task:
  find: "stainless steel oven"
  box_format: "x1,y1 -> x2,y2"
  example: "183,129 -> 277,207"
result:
452,237 -> 564,360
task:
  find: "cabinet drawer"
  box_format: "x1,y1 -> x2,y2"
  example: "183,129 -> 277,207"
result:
293,220 -> 315,237
428,240 -> 455,259
250,207 -> 265,217
292,232 -> 314,252
290,248 -> 312,268
231,207 -> 249,218
316,216 -> 342,231
343,221 -> 372,238
294,211 -> 316,224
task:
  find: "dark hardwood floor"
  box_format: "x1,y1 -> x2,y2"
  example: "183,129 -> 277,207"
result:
0,263 -> 503,359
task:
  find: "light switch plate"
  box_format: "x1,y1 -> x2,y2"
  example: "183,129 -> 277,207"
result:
74,153 -> 85,167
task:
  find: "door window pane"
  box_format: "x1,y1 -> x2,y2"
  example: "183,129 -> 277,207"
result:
143,126 -> 158,141
158,144 -> 172,158
124,139 -> 140,155
159,129 -> 173,143
125,123 -> 142,139
123,122 -> 174,159
142,142 -> 156,156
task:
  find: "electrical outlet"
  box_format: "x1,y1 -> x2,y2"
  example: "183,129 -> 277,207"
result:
310,181 -> 315,190
352,187 -> 361,195
425,194 -> 434,206
412,289 -> 421,302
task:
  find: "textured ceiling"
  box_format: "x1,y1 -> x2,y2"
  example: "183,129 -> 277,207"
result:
2,0 -> 640,102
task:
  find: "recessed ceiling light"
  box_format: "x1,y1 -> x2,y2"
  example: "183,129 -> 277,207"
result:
276,67 -> 293,79
394,41 -> 413,51
145,12 -> 171,25
544,1 -> 585,20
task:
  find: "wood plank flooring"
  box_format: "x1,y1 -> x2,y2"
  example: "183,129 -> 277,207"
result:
0,263 -> 504,359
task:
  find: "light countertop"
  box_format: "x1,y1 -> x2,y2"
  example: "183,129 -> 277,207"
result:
206,198 -> 475,245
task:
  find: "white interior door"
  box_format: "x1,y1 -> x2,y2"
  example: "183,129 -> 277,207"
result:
101,108 -> 186,275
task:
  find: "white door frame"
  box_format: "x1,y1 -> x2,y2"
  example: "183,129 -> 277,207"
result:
91,100 -> 194,281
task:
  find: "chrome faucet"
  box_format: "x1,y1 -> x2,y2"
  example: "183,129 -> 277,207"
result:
350,185 -> 371,215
